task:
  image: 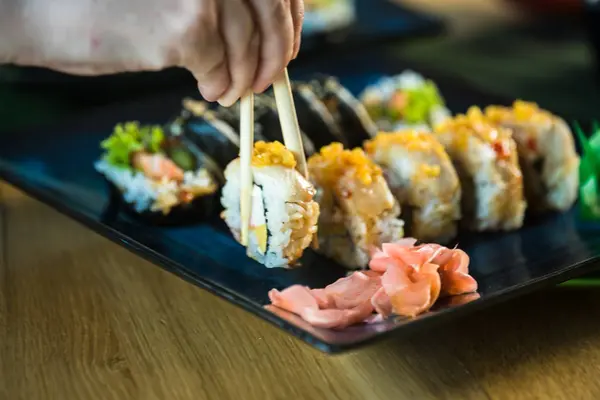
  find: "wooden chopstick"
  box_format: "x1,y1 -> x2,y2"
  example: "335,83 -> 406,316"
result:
272,68 -> 309,179
239,91 -> 254,247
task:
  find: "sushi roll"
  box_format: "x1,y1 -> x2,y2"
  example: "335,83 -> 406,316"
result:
221,141 -> 320,268
433,107 -> 526,232
291,82 -> 348,148
228,93 -> 318,157
307,143 -> 405,269
94,121 -> 221,225
360,70 -> 451,132
364,130 -> 461,243
303,0 -> 356,36
170,98 -> 241,169
484,100 -> 580,212
308,75 -> 379,148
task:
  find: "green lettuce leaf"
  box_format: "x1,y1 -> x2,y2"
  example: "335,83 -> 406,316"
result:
402,80 -> 446,124
100,121 -> 165,168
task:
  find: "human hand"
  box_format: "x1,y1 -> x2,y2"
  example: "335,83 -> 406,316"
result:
2,0 -> 304,106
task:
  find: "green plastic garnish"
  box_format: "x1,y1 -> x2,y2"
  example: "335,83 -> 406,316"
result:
574,121 -> 600,220
100,121 -> 165,168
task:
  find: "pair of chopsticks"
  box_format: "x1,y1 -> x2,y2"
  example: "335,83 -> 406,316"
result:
239,68 -> 308,248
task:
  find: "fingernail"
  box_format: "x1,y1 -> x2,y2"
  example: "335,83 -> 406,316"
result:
217,95 -> 236,108
253,82 -> 270,94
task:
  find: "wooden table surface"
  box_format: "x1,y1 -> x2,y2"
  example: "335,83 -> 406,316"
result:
3,1 -> 600,399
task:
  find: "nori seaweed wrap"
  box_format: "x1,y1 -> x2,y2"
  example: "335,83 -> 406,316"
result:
308,74 -> 378,148
94,121 -> 223,226
290,81 -> 348,148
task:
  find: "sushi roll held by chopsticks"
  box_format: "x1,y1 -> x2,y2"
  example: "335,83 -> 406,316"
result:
484,100 -> 580,213
221,70 -> 320,268
220,141 -> 319,268
364,130 -> 461,243
434,107 -> 526,232
307,143 -> 405,269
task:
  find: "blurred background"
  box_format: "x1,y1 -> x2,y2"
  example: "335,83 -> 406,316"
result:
0,0 -> 598,131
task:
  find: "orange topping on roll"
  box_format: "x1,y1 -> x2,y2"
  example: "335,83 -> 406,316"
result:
251,141 -> 297,169
308,142 -> 382,186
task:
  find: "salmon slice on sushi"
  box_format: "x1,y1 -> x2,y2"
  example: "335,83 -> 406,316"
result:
434,107 -> 527,232
307,143 -> 405,269
221,141 -> 320,269
484,100 -> 579,213
94,121 -> 222,225
364,130 -> 461,243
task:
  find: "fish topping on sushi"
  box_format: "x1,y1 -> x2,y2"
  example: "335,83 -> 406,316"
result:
221,141 -> 320,269
364,130 -> 461,243
360,70 -> 451,132
307,143 -> 405,269
484,100 -> 580,212
94,122 -> 219,216
434,107 -> 526,231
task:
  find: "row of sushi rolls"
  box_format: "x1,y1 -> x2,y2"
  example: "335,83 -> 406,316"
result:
95,71 -> 580,329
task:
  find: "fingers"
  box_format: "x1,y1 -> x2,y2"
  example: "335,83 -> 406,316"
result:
181,1 -> 230,102
290,0 -> 305,59
216,0 -> 260,107
248,0 -> 295,93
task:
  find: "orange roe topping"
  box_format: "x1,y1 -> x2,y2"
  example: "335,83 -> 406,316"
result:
251,141 -> 297,169
485,100 -> 553,125
365,130 -> 447,178
365,130 -> 447,157
308,142 -> 382,186
435,106 -> 514,158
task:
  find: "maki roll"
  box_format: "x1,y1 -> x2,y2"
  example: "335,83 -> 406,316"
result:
221,141 -> 320,268
485,100 -> 580,212
364,130 -> 461,243
434,107 -> 526,232
291,82 -> 348,148
94,121 -> 221,225
307,143 -> 405,269
309,75 -> 378,148
360,70 -> 451,132
169,98 -> 241,170
226,93 -> 318,157
303,0 -> 356,36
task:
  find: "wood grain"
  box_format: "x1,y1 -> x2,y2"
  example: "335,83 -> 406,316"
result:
3,178 -> 600,400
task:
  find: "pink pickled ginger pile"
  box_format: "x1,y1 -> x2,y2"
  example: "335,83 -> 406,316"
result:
267,238 -> 478,330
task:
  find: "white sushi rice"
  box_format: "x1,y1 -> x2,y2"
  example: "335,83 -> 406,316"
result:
94,159 -> 215,214
221,177 -> 293,269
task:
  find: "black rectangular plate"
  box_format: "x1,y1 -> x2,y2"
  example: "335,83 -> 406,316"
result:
2,47 -> 600,353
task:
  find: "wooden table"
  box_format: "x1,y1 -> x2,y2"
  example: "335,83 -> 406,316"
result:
3,1 -> 600,399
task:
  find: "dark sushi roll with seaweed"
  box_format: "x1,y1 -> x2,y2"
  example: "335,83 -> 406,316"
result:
172,98 -> 242,170
290,82 -> 348,148
94,121 -> 222,225
308,75 -> 378,148
257,92 -> 318,156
